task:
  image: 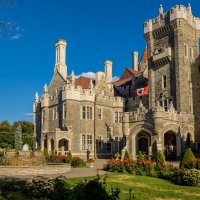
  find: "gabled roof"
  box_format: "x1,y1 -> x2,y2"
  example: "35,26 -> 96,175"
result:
113,68 -> 143,87
140,47 -> 148,63
113,77 -> 132,87
75,76 -> 92,89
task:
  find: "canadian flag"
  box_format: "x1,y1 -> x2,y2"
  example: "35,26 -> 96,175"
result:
134,86 -> 148,96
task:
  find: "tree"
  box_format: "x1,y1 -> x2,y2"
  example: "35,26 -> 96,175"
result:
181,148 -> 195,169
137,151 -> 145,162
14,125 -> 23,150
156,151 -> 165,165
124,149 -> 130,160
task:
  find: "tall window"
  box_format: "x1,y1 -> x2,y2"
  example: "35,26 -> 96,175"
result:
42,110 -> 45,124
162,75 -> 167,89
97,136 -> 103,149
184,44 -> 188,57
82,106 -> 92,120
63,104 -> 67,119
97,108 -> 102,120
53,107 -> 57,120
82,134 -> 92,150
107,127 -> 113,139
114,111 -> 122,123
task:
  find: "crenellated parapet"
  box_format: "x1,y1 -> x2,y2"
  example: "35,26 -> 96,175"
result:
95,93 -> 124,107
62,84 -> 95,102
144,4 -> 200,35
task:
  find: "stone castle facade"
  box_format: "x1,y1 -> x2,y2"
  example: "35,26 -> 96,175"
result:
34,4 -> 200,160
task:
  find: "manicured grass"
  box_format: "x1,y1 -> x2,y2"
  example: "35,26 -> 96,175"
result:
67,173 -> 200,200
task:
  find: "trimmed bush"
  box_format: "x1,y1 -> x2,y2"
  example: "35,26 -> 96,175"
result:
181,148 -> 195,169
156,151 -> 165,165
137,151 -> 145,162
124,149 -> 130,160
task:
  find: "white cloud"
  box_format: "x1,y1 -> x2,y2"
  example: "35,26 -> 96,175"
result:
112,76 -> 119,82
11,34 -> 21,40
22,113 -> 33,116
76,72 -> 96,80
76,72 -> 119,82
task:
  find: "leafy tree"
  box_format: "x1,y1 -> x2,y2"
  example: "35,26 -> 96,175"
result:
14,125 -> 23,150
0,120 -> 12,133
181,148 -> 195,168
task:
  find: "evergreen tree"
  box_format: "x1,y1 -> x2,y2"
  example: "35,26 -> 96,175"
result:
124,149 -> 130,160
137,151 -> 145,162
14,125 -> 23,150
156,151 -> 165,165
181,148 -> 195,168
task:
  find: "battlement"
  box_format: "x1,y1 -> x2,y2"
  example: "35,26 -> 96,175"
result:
96,94 -> 123,102
144,4 -> 200,34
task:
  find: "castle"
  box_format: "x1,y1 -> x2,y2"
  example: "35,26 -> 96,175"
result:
33,4 -> 200,160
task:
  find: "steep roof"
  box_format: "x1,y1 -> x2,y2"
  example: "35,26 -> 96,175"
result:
75,76 -> 92,89
113,68 -> 143,87
140,47 -> 148,63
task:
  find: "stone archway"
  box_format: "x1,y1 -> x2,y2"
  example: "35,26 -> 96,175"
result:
58,138 -> 69,155
164,131 -> 176,160
136,131 -> 151,156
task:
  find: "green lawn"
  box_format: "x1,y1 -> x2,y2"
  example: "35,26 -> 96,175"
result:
67,173 -> 200,200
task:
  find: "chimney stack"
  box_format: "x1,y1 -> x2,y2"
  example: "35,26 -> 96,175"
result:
132,51 -> 138,71
104,60 -> 112,83
54,39 -> 67,78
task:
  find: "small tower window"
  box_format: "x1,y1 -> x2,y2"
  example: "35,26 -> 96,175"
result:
162,75 -> 167,89
184,44 -> 188,58
189,47 -> 193,60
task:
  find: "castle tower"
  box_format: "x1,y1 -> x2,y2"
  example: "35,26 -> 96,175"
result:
54,39 -> 67,78
144,4 -> 200,114
104,60 -> 112,83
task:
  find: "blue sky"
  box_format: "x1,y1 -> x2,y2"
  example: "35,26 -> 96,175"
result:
0,0 -> 199,123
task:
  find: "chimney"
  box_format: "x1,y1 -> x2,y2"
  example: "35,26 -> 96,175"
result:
132,51 -> 138,71
104,60 -> 112,83
54,39 -> 67,78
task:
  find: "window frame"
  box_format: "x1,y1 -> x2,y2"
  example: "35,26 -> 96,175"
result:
81,105 -> 93,120
81,134 -> 93,151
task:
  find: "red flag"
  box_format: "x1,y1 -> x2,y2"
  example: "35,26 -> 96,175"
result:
134,86 -> 148,96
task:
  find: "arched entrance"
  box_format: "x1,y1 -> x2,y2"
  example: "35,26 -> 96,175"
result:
186,133 -> 191,148
136,131 -> 151,156
58,138 -> 69,155
43,136 -> 47,150
164,131 -> 176,160
50,138 -> 54,152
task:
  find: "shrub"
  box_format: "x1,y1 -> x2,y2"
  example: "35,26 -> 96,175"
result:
156,163 -> 177,179
137,151 -> 145,162
181,148 -> 195,169
156,151 -> 165,165
43,149 -> 50,161
24,176 -> 54,198
124,149 -> 130,160
71,157 -> 86,168
196,158 -> 200,169
170,168 -> 200,186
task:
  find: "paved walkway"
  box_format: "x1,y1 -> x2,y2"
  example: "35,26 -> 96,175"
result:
0,159 -> 108,181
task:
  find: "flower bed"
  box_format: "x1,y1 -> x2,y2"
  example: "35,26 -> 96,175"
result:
104,158 -> 200,186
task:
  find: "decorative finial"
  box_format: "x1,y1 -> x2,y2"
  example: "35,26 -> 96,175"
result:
159,4 -> 163,14
43,83 -> 48,93
71,70 -> 75,79
89,79 -> 93,89
187,3 -> 192,14
35,92 -> 39,101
